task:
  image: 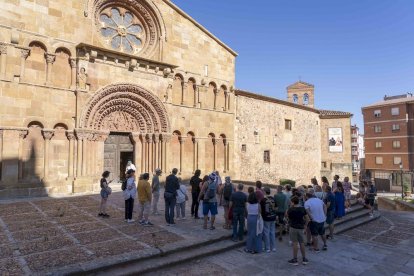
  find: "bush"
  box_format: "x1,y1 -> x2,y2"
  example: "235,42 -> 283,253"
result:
279,179 -> 296,187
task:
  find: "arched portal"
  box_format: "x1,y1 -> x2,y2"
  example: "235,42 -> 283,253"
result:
79,83 -> 170,179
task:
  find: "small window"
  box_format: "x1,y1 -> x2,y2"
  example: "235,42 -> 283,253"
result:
374,110 -> 381,118
391,107 -> 400,116
241,144 -> 246,152
374,125 -> 382,133
303,93 -> 309,106
393,140 -> 401,148
285,119 -> 292,130
392,124 -> 400,131
394,156 -> 402,165
264,150 -> 270,163
375,141 -> 382,149
293,94 -> 298,103
375,157 -> 383,165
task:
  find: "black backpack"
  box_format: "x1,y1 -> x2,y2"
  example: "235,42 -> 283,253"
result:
121,179 -> 127,191
223,183 -> 233,201
263,196 -> 277,220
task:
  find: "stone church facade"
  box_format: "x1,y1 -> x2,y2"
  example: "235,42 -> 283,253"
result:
0,0 -> 351,197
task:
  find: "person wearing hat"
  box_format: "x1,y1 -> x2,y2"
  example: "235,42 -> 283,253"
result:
151,168 -> 162,215
125,160 -> 137,174
199,172 -> 219,230
124,169 -> 137,223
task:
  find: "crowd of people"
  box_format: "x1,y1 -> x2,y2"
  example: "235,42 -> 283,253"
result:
98,165 -> 378,266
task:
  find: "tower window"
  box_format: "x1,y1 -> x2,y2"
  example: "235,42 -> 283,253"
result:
285,119 -> 292,130
293,94 -> 298,103
303,93 -> 309,106
264,150 -> 270,163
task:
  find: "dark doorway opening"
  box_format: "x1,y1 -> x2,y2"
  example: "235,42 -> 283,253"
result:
104,132 -> 134,182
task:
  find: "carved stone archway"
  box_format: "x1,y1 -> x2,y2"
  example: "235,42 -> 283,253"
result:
80,83 -> 170,133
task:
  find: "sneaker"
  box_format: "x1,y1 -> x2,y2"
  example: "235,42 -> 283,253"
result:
144,221 -> 154,227
98,213 -> 103,217
138,220 -> 145,225
369,214 -> 374,218
288,258 -> 299,266
322,245 -> 327,251
127,219 -> 135,223
266,250 -> 271,253
314,249 -> 321,253
302,258 -> 309,265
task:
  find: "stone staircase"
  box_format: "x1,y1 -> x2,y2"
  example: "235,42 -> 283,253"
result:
71,202 -> 379,276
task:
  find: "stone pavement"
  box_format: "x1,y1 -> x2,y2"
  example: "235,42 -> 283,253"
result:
0,189 -> 228,275
147,210 -> 414,276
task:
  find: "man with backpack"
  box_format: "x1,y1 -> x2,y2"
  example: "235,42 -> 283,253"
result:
220,176 -> 234,229
164,168 -> 180,226
261,187 -> 277,252
199,172 -> 219,230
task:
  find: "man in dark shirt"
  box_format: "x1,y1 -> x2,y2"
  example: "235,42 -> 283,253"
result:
324,186 -> 336,239
229,183 -> 247,241
190,170 -> 202,219
287,196 -> 310,266
164,168 -> 179,225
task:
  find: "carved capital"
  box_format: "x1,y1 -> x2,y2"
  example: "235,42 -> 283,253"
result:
18,130 -> 28,139
21,48 -> 30,59
66,131 -> 76,141
42,129 -> 54,140
129,132 -> 141,143
212,138 -> 217,146
161,133 -> 172,142
153,134 -> 160,143
75,129 -> 88,141
45,53 -> 56,64
193,137 -> 201,144
146,134 -> 153,143
0,43 -> 7,55
179,137 -> 186,144
69,58 -> 77,68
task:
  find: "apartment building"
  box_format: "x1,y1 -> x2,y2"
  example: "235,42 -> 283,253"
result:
362,94 -> 414,192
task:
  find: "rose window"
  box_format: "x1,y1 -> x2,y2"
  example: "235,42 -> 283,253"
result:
99,7 -> 145,54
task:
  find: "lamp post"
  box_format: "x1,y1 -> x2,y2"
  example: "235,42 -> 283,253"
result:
400,162 -> 404,199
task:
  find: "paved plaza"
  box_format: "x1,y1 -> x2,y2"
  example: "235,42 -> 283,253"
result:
149,210 -> 414,276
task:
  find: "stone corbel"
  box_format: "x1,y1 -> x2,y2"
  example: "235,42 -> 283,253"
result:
163,68 -> 172,78
130,58 -> 137,71
45,53 -> 56,64
66,131 -> 76,141
89,50 -> 98,62
42,129 -> 55,140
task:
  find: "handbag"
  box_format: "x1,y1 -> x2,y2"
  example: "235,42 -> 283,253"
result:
106,187 -> 112,195
256,214 -> 264,236
164,191 -> 174,199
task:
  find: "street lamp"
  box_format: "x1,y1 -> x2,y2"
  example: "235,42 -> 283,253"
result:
400,162 -> 404,199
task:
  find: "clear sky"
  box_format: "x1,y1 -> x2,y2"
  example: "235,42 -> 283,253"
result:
173,0 -> 414,133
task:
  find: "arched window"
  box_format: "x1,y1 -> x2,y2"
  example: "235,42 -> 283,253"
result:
53,48 -> 71,88
172,74 -> 184,105
303,93 -> 309,106
26,41 -> 47,84
293,94 -> 298,104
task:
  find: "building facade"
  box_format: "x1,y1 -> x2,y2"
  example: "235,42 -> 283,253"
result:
362,94 -> 414,192
351,125 -> 360,182
0,0 -> 352,197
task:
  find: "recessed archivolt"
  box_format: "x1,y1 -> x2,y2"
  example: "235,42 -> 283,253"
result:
81,83 -> 170,133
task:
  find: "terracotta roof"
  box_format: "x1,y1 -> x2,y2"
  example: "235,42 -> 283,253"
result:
362,96 -> 414,109
319,109 -> 353,118
287,81 -> 314,89
235,89 -> 319,113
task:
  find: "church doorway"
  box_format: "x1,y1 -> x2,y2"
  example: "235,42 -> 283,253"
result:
104,132 -> 134,182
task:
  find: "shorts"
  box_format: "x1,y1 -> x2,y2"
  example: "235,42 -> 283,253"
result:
345,192 -> 351,200
289,227 -> 305,243
326,211 -> 335,225
309,221 -> 325,236
276,212 -> 285,225
203,202 -> 218,216
100,189 -> 109,199
365,198 -> 375,206
138,201 -> 151,216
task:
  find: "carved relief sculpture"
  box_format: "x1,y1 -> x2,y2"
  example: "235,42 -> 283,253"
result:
78,67 -> 88,90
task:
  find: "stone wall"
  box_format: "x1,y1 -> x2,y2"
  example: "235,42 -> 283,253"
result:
320,117 -> 353,181
234,93 -> 321,185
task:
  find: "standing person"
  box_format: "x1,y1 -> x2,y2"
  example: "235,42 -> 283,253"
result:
287,196 -> 310,265
124,169 -> 137,223
261,187 -> 277,253
151,169 -> 162,215
99,171 -> 112,218
314,185 -> 324,200
335,182 -> 345,219
190,170 -> 202,219
365,181 -> 377,217
230,183 -> 247,242
198,175 -> 209,219
220,176 -> 234,229
324,186 -> 336,239
274,185 -> 288,241
311,178 -> 319,189
255,181 -> 265,202
245,187 -> 262,254
176,178 -> 188,220
321,176 -> 329,193
332,175 -> 340,191
284,184 -> 292,199
215,171 -> 222,186
199,172 -> 219,230
164,168 -> 180,226
125,160 -> 137,174
342,177 -> 352,211
304,192 -> 327,252
137,173 -> 153,226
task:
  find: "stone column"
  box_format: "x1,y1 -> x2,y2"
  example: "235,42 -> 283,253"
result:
45,53 -> 56,85
179,137 -> 185,174
130,133 -> 142,174
146,134 -> 153,174
154,135 -> 160,170
69,58 -> 77,89
181,82 -> 187,105
18,130 -> 28,180
213,89 -> 218,110
224,92 -> 228,112
75,130 -> 85,178
66,131 -> 75,179
0,43 -> 7,78
161,134 -> 171,173
194,138 -> 200,170
213,138 -> 217,171
19,48 -> 30,80
42,129 -> 54,180
223,140 -> 228,173
141,135 -> 146,173
194,84 -> 198,107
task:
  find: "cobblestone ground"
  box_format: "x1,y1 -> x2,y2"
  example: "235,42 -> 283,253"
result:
0,190 -> 227,275
149,210 -> 414,276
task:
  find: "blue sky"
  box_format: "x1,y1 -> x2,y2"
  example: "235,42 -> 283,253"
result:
173,0 -> 414,133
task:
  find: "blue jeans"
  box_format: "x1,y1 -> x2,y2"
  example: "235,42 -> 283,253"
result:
263,220 -> 276,251
246,214 -> 262,253
164,196 -> 176,224
232,210 -> 245,240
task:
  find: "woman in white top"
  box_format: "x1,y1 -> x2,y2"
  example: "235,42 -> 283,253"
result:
176,178 -> 188,220
245,187 -> 262,254
123,169 -> 137,223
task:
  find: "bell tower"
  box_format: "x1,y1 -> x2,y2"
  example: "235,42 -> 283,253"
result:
286,81 -> 315,108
